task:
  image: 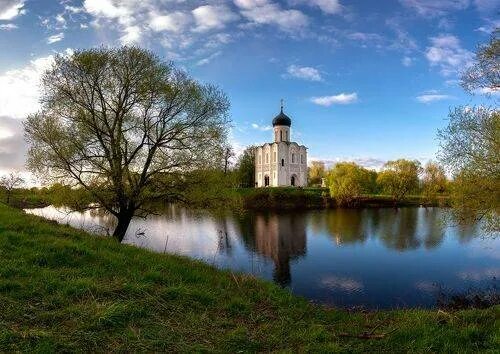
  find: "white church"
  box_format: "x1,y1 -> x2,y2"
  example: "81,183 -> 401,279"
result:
254,104 -> 308,187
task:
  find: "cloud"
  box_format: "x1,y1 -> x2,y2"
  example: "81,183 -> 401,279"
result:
251,123 -> 273,131
320,275 -> 363,291
474,0 -> 500,16
235,0 -> 309,32
416,90 -> 454,103
425,34 -> 474,76
195,51 -> 221,66
0,23 -> 17,30
47,32 -> 64,44
0,116 -> 26,172
291,0 -> 343,14
119,25 -> 141,44
0,54 -> 55,119
286,64 -> 322,81
475,87 -> 500,96
192,5 -> 238,32
402,56 -> 413,66
311,92 -> 358,106
399,0 -> 470,17
310,157 -> 387,170
0,0 -> 25,20
149,11 -> 191,33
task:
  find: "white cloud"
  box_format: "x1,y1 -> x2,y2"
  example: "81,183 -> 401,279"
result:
195,51 -> 221,66
402,56 -> 413,66
399,0 -> 470,17
251,123 -> 273,131
286,64 -> 322,81
474,0 -> 500,16
425,34 -> 474,76
416,91 -> 454,103
235,0 -> 309,31
149,11 -> 191,33
0,0 -> 25,20
47,32 -> 64,44
310,157 -> 387,170
476,87 -> 500,96
119,25 -> 141,44
291,0 -> 343,14
311,92 -> 358,106
0,55 -> 55,119
83,0 -> 129,20
0,23 -> 17,30
192,5 -> 238,32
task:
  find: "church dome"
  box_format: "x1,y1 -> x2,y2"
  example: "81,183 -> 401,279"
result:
272,109 -> 291,127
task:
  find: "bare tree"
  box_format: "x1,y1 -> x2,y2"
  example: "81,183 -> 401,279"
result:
222,145 -> 235,174
24,47 -> 230,241
0,172 -> 24,204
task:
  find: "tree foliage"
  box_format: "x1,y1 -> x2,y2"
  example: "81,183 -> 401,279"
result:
439,107 -> 499,232
461,29 -> 499,94
327,162 -> 376,206
235,146 -> 256,188
377,159 -> 421,201
422,161 -> 448,200
308,161 -> 326,187
24,47 -> 230,241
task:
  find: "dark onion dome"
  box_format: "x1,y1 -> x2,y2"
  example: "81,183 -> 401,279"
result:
272,108 -> 292,127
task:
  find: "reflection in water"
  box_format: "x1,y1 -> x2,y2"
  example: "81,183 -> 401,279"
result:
25,205 -> 499,309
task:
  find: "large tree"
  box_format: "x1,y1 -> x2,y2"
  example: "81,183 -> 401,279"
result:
25,47 -> 230,241
438,107 -> 499,232
421,161 -> 448,200
235,146 -> 256,188
438,29 -> 499,233
327,162 -> 375,206
377,159 -> 421,201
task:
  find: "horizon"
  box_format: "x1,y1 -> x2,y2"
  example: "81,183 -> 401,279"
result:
0,0 -> 499,183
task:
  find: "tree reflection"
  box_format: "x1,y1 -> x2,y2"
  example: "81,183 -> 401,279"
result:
376,208 -> 421,251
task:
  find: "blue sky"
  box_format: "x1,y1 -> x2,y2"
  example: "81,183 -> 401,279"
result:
0,0 -> 498,177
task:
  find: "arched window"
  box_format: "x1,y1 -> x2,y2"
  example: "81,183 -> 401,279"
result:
266,153 -> 269,164
280,131 -> 283,141
264,175 -> 270,187
281,159 -> 284,166
291,153 -> 295,163
258,154 -> 261,164
285,131 -> 288,141
274,151 -> 277,162
301,154 -> 304,164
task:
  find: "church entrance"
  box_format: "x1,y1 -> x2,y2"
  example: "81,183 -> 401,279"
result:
264,175 -> 270,187
290,175 -> 296,186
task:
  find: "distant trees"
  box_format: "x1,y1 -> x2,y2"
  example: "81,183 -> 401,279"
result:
422,161 -> 448,200
0,172 -> 24,204
377,159 -> 421,201
24,47 -> 230,242
308,161 -> 326,187
235,146 -> 256,188
327,162 -> 376,205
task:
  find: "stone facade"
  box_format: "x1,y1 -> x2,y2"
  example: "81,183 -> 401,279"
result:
254,109 -> 307,187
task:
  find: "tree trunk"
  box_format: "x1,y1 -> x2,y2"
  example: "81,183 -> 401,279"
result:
112,210 -> 134,242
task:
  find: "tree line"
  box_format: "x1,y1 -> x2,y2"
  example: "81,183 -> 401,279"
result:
307,159 -> 447,205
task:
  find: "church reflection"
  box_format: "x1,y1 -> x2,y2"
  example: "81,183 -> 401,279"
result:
236,212 -> 307,286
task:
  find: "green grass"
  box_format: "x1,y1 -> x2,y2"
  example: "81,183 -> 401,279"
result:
0,203 -> 497,352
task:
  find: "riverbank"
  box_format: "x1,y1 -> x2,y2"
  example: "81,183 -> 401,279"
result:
0,203 -> 497,352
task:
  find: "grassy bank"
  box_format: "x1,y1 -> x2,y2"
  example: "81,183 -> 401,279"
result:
0,203 -> 497,352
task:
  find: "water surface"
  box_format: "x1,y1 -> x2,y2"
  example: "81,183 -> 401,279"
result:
26,206 -> 499,309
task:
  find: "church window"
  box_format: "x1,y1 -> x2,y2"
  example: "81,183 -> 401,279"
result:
301,154 -> 304,164
274,151 -> 277,162
266,153 -> 269,164
281,159 -> 284,167
280,131 -> 283,141
292,153 -> 295,163
258,154 -> 261,164
285,131 -> 288,141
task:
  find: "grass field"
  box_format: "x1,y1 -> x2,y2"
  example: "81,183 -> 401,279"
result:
0,203 -> 497,352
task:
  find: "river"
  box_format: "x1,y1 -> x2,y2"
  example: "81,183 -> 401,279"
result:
26,205 -> 499,309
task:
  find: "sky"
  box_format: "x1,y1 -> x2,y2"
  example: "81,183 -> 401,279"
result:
0,0 -> 499,181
